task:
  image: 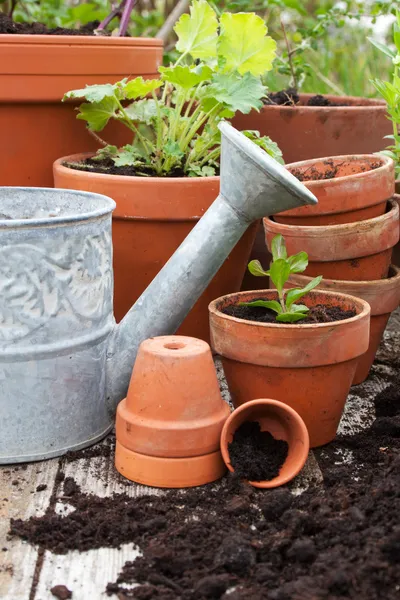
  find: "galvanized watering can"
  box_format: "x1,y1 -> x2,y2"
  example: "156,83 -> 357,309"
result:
0,123 -> 317,463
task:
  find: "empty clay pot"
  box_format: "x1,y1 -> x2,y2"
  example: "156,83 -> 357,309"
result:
220,399 -> 309,489
209,289 -> 370,447
264,200 -> 400,281
53,156 -> 257,342
231,94 -> 391,164
0,34 -> 162,186
274,155 -> 395,226
286,266 -> 400,385
115,335 -> 230,488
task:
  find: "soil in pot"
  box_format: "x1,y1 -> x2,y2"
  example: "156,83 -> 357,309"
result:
222,300 -> 356,324
228,421 -> 289,481
0,13 -> 101,35
264,88 -> 349,107
290,157 -> 381,182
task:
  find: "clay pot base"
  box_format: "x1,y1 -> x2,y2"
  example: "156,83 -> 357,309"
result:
115,441 -> 226,488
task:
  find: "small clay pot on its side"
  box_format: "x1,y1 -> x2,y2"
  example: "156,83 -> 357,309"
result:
115,335 -> 230,488
274,155 -> 395,226
264,200 -> 399,281
231,94 -> 391,164
220,399 -> 309,489
286,266 -> 400,385
209,289 -> 370,448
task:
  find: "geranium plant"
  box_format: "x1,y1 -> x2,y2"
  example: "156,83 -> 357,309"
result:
241,234 -> 322,322
63,0 -> 282,177
369,11 -> 400,177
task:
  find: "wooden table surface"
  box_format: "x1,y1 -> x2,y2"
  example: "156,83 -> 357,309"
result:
1,310 -> 398,600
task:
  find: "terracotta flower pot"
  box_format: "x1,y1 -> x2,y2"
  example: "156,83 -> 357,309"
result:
220,399 -> 309,489
231,94 -> 391,164
264,200 -> 399,281
53,156 -> 257,342
209,289 -> 370,447
274,155 -> 395,226
0,34 -> 162,186
115,335 -> 230,487
286,266 -> 400,385
393,184 -> 400,267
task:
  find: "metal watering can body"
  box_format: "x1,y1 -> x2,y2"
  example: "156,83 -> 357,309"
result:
0,124 -> 316,463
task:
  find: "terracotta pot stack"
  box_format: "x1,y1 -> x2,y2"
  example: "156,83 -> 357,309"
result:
264,155 -> 400,384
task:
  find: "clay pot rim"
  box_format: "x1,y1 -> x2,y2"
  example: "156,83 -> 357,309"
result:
262,93 -> 386,111
264,198 -> 398,237
285,154 -> 393,186
54,153 -> 220,185
0,34 -> 163,47
209,288 -> 370,330
289,264 -> 400,290
220,398 -> 310,489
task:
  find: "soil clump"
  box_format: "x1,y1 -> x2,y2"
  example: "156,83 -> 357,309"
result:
222,301 -> 356,324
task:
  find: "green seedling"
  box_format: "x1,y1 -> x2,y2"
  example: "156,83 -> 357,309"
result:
63,0 -> 283,178
241,234 -> 322,323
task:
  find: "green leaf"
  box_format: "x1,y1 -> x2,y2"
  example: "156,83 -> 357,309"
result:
113,145 -> 145,167
64,83 -> 117,103
247,259 -> 270,277
285,276 -> 322,309
188,165 -> 217,177
242,131 -> 284,164
164,141 -> 185,160
93,145 -> 119,161
287,251 -> 308,273
123,77 -> 162,100
271,234 -> 287,261
218,13 -> 277,76
290,304 -> 309,313
76,97 -> 119,131
368,37 -> 396,59
276,312 -> 308,323
174,0 -> 218,60
159,65 -> 213,89
239,300 -> 282,314
199,71 -> 266,114
269,259 -> 290,294
124,99 -> 158,124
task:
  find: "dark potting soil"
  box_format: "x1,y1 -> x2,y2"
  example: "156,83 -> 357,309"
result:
0,13 -> 100,35
50,585 -> 72,600
264,88 -> 349,107
63,157 -> 220,178
222,300 -> 356,324
228,421 -> 288,481
290,158 -> 382,182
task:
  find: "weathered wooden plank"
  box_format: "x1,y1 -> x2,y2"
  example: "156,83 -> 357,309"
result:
0,459 -> 59,600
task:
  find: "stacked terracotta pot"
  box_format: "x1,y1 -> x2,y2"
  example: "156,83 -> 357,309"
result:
264,155 -> 400,385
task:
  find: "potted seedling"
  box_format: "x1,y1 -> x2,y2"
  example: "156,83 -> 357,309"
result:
0,0 -> 162,186
209,234 -> 371,447
370,10 -> 400,265
53,0 -> 282,341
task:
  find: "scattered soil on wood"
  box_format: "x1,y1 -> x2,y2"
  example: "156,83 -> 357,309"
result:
290,158 -> 382,182
221,300 -> 356,324
263,88 -> 349,107
228,421 -> 288,481
50,585 -> 72,599
63,157 -> 220,178
0,13 -> 100,35
9,367 -> 400,600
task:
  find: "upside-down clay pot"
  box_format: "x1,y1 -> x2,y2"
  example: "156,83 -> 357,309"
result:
53,156 -> 257,341
264,200 -> 400,282
231,94 -> 391,164
286,266 -> 400,385
274,155 -> 395,226
209,289 -> 370,447
0,34 -> 162,186
220,399 -> 309,489
115,336 -> 230,488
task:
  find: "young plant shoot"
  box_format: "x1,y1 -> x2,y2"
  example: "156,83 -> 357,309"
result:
369,11 -> 400,177
242,234 -> 322,323
63,0 -> 283,177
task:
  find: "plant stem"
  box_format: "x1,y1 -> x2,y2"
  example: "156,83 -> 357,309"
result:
281,20 -> 297,90
115,98 -> 153,158
119,0 -> 137,37
97,0 -> 126,31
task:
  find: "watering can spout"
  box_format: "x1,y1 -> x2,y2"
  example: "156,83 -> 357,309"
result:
106,122 -> 317,407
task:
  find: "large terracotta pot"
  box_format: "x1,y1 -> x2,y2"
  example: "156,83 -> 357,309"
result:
275,155 -> 395,226
116,336 -> 230,488
232,94 -> 391,163
286,267 -> 400,385
394,182 -> 400,267
209,289 -> 370,447
54,156 -> 258,342
264,200 -> 400,281
0,34 -> 162,186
